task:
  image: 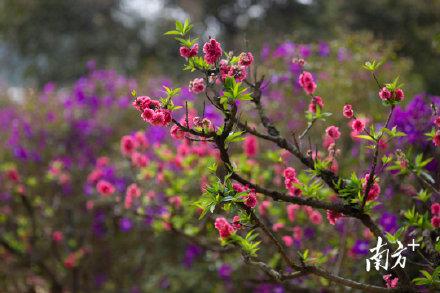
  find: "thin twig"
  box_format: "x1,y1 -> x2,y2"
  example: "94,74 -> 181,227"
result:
299,119 -> 317,140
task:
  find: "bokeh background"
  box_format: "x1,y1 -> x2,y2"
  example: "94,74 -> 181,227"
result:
1,0 -> 439,92
0,1 -> 439,292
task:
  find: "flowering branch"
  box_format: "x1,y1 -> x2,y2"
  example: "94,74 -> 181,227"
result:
170,99 -> 411,291
126,19 -> 440,291
362,106 -> 395,210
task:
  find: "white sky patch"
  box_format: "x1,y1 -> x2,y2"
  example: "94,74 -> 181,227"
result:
248,4 -> 264,19
7,86 -> 25,103
203,16 -> 221,39
120,0 -> 164,20
117,0 -> 189,44
296,0 -> 313,5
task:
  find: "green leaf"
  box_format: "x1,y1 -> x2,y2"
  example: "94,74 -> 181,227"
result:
223,76 -> 250,101
425,128 -> 436,139
224,76 -> 235,90
413,278 -> 431,285
239,93 -> 252,101
386,227 -> 405,244
182,19 -> 193,35
298,249 -> 310,262
320,112 -> 333,118
363,60 -> 383,71
382,154 -> 393,165
356,135 -> 375,142
175,20 -> 183,33
420,157 -> 434,168
416,189 -> 431,202
385,232 -> 397,244
183,18 -> 189,32
225,131 -> 245,144
164,30 -> 181,36
394,227 -> 405,239
404,207 -> 416,221
433,266 -> 440,281
208,162 -> 217,173
216,125 -> 224,136
421,270 -> 432,280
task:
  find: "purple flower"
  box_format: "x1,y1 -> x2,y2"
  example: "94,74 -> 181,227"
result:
204,105 -> 222,126
183,244 -> 203,268
86,59 -> 97,71
148,78 -> 172,97
0,192 -> 11,202
351,145 -> 360,157
392,94 -> 440,146
335,219 -> 346,234
147,126 -> 167,143
304,227 -> 315,239
114,177 -> 127,193
159,277 -> 170,289
299,44 -> 311,58
318,42 -> 330,57
144,215 -> 153,226
218,264 -> 232,280
273,42 -> 295,58
254,283 -> 285,293
261,44 -> 271,61
289,63 -> 302,75
351,240 -> 370,256
383,187 -> 394,200
46,112 -> 56,122
94,273 -> 107,288
379,212 -> 398,233
337,47 -> 350,62
119,217 -> 133,232
92,210 -> 107,237
13,146 -> 28,160
174,86 -> 195,105
22,122 -> 33,138
145,205 -> 168,219
117,95 -> 131,108
266,90 -> 284,102
43,82 -> 56,95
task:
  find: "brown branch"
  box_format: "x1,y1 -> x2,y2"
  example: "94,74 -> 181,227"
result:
184,136 -> 214,142
235,120 -> 343,195
247,77 -> 280,137
0,237 -> 62,292
238,203 -> 400,293
242,254 -> 284,281
232,171 -> 359,215
302,266 -> 400,293
361,106 -> 395,209
172,118 -> 214,138
411,170 -> 440,195
242,254 -> 308,283
242,204 -> 301,270
372,72 -> 382,90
